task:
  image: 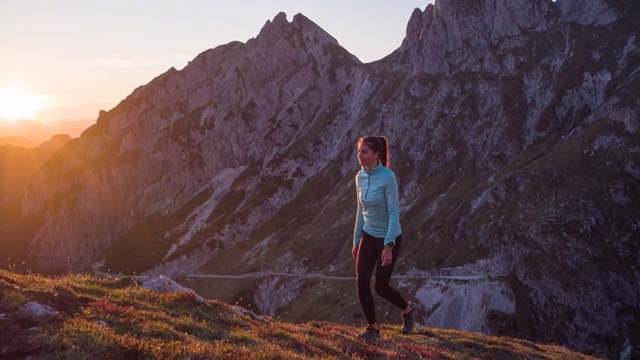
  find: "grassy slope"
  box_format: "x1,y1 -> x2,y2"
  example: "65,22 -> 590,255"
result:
0,270 -> 600,360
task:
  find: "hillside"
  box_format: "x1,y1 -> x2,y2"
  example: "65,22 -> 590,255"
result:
0,0 -> 638,357
0,269 -> 599,359
0,134 -> 72,206
0,134 -> 72,266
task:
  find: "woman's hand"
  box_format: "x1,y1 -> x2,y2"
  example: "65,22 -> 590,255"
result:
352,244 -> 358,259
381,246 -> 393,266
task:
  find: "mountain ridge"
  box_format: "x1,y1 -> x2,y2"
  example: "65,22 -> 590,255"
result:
1,0 -> 638,358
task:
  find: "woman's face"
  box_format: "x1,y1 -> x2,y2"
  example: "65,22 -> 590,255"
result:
358,142 -> 379,168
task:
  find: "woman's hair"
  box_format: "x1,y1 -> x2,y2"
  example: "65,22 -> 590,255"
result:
358,135 -> 390,167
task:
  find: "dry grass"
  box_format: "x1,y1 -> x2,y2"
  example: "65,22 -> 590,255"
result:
0,269 -> 600,359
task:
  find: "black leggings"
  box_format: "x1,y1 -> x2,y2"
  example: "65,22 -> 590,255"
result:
356,231 -> 408,325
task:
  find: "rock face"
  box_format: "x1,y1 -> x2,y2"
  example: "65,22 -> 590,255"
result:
3,0 -> 639,357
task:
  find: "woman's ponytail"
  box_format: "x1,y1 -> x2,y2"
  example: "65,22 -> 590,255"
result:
377,136 -> 389,168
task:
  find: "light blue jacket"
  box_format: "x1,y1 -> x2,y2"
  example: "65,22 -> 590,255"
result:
353,164 -> 402,247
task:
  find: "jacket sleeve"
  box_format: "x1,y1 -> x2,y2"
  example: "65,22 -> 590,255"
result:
353,175 -> 364,246
384,173 -> 401,246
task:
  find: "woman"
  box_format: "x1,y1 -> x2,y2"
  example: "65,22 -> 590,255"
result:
352,135 -> 416,340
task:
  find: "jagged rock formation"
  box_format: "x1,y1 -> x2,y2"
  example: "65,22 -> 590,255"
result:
2,0 -> 639,357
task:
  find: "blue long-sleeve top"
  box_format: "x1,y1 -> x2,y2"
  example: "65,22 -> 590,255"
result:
353,163 -> 402,247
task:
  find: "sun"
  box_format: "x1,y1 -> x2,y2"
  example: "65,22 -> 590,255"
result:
0,87 -> 46,121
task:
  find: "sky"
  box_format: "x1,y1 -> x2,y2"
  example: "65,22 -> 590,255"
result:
0,0 -> 432,125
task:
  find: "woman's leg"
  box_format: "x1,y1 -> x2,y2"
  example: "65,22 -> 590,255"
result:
373,235 -> 408,310
356,232 -> 380,325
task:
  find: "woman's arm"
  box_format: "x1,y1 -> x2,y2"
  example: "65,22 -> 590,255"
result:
384,173 -> 401,246
353,175 -> 364,247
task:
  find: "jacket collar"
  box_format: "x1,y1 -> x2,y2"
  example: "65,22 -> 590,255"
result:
363,163 -> 382,174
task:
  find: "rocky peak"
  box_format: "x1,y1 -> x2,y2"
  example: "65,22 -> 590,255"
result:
556,0 -> 621,25
397,0 -> 552,74
246,12 -> 359,70
254,12 -> 341,48
38,134 -> 72,152
396,0 -> 624,75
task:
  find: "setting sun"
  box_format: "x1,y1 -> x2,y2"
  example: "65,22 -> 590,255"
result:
0,88 -> 46,121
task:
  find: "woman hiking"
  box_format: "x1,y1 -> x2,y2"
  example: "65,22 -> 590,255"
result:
351,135 -> 416,340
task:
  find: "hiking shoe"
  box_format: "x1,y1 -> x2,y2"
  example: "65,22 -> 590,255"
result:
401,302 -> 417,335
358,326 -> 380,341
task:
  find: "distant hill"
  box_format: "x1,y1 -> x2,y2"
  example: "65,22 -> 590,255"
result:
0,119 -> 92,144
0,136 -> 39,148
0,134 -> 72,206
0,134 -> 72,265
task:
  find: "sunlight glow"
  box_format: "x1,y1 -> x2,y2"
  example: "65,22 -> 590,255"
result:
0,87 -> 47,121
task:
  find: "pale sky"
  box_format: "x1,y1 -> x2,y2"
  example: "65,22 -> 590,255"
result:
0,0 -> 432,124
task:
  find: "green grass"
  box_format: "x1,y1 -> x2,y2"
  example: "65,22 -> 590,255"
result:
0,269 -> 601,359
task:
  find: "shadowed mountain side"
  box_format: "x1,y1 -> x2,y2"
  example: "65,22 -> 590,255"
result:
0,134 -> 72,267
0,134 -> 72,205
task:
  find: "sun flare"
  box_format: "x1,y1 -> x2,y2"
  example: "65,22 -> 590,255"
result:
0,87 -> 46,121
